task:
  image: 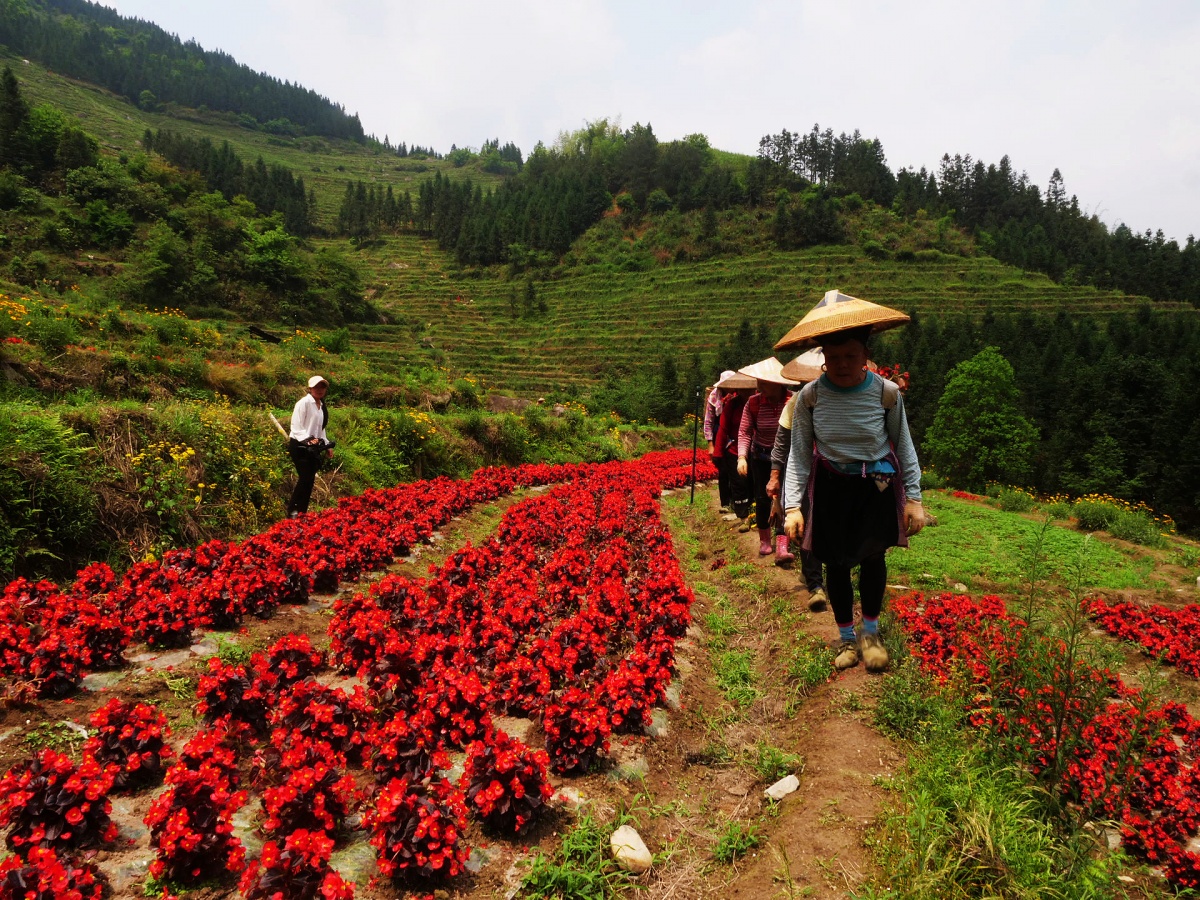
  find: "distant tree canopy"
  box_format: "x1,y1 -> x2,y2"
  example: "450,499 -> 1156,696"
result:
883,306 -> 1200,530
0,0 -> 365,139
142,129 -> 313,235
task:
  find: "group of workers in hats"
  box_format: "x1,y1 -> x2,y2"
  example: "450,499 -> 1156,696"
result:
705,290 -> 925,673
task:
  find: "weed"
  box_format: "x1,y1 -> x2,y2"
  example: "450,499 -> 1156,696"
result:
713,821 -> 762,864
787,636 -> 833,696
24,721 -> 87,753
714,650 -> 760,708
725,562 -> 756,580
521,811 -> 630,898
702,608 -> 740,651
214,634 -> 254,666
747,740 -> 803,783
162,671 -> 196,701
835,689 -> 865,715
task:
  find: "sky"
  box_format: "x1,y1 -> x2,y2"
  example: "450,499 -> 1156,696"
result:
98,0 -> 1200,244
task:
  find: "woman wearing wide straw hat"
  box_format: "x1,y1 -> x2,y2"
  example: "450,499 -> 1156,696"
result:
736,357 -> 800,558
705,370 -> 755,514
779,291 -> 925,673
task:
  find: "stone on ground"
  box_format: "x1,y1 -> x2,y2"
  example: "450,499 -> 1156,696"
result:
610,824 -> 652,873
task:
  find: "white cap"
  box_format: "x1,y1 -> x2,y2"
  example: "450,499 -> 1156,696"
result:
308,375 -> 329,388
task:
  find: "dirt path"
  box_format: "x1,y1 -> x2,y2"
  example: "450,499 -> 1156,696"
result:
651,486 -> 904,899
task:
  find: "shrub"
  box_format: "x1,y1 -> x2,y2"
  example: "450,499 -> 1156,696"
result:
0,749 -> 117,856
259,759 -> 357,836
239,829 -> 354,900
145,760 -> 247,884
1073,497 -> 1118,532
462,732 -> 554,835
1108,507 -> 1167,548
367,776 -> 469,880
0,846 -> 104,899
82,699 -> 174,792
542,687 -> 612,774
995,485 -> 1037,512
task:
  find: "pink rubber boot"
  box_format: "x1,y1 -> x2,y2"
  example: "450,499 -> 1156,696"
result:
774,534 -> 794,565
758,528 -> 773,555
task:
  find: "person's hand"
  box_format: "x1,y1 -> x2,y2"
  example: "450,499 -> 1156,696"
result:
905,499 -> 925,537
326,447 -> 334,459
707,441 -> 715,455
784,508 -> 804,540
736,457 -> 748,478
766,470 -> 781,499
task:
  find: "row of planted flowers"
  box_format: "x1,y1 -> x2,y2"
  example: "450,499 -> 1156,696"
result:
1084,596 -> 1200,677
893,590 -> 1200,888
0,450 -> 716,897
0,450 -> 703,698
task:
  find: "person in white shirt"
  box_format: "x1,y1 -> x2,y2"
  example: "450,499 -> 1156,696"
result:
286,375 -> 333,517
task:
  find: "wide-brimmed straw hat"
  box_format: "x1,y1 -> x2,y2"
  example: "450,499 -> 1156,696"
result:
779,348 -> 824,383
737,357 -> 800,387
714,370 -> 757,390
774,289 -> 910,351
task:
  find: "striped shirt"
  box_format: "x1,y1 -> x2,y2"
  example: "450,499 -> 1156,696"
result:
783,373 -> 922,506
737,392 -> 790,458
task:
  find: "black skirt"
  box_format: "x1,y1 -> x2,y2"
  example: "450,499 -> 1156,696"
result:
809,462 -> 900,568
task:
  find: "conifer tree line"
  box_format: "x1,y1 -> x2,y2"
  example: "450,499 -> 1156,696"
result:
335,180 -> 414,241
0,0 -> 364,140
0,63 -> 98,181
886,307 -> 1200,529
758,125 -> 1200,306
141,129 -> 313,235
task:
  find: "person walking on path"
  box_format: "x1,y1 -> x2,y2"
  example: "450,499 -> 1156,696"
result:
777,291 -> 925,673
706,370 -> 757,515
715,376 -> 754,527
287,374 -> 334,517
736,358 -> 800,558
766,349 -> 827,606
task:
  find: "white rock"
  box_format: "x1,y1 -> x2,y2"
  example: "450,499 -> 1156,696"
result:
610,824 -> 652,874
764,774 -> 800,800
953,582 -> 968,592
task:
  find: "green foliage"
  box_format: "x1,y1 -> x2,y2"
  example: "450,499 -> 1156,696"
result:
786,636 -> 833,696
746,741 -> 802,783
713,821 -> 762,864
521,811 -> 627,898
23,722 -> 87,753
0,404 -> 97,577
714,650 -> 760,708
993,484 -> 1036,512
922,347 -> 1038,492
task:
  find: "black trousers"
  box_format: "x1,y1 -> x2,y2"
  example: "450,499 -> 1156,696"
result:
750,455 -> 782,535
714,454 -> 733,507
287,441 -> 321,515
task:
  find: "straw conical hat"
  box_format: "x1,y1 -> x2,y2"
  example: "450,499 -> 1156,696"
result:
779,349 -> 824,383
774,289 -> 910,351
736,357 -> 800,387
714,370 -> 757,390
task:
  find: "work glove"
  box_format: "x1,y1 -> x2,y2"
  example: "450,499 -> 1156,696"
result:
765,469 -> 781,499
784,508 -> 804,540
905,499 -> 925,537
736,457 -> 748,478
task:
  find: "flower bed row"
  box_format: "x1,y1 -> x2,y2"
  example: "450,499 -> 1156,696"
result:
1083,597 -> 1200,677
893,590 -> 1200,888
0,451 -> 707,697
0,450 -> 715,897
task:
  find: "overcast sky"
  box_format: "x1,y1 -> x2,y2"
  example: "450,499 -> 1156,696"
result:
99,0 -> 1200,243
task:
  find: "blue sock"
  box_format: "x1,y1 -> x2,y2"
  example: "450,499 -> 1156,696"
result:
837,623 -> 856,643
861,616 -> 879,636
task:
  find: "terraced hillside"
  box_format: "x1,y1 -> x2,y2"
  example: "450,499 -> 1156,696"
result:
345,234 -> 1196,396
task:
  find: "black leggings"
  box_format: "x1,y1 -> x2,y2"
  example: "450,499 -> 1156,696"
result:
750,455 -> 782,534
287,442 -> 321,515
827,552 -> 887,627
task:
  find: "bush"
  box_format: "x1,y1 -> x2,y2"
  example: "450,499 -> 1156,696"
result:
1107,507 -> 1167,548
995,485 -> 1036,512
1073,498 -> 1117,532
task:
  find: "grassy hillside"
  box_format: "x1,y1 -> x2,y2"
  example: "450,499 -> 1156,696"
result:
5,53 -> 504,227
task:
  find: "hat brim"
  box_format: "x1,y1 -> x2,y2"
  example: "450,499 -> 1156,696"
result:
715,373 -> 757,390
775,291 -> 911,351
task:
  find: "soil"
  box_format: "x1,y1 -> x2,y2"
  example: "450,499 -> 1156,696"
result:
4,484 -> 1192,898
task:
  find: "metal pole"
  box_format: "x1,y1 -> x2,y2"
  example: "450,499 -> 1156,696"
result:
690,383 -> 702,503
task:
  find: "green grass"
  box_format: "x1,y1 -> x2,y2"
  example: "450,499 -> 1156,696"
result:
888,492 -> 1158,593
520,811 -> 631,899
712,821 -> 763,864
23,721 -> 87,753
746,740 -> 803,783
787,635 -> 834,696
714,649 -> 760,708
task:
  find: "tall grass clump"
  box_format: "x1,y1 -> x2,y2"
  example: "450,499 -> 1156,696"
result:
1073,494 -> 1169,548
0,404 -> 97,576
